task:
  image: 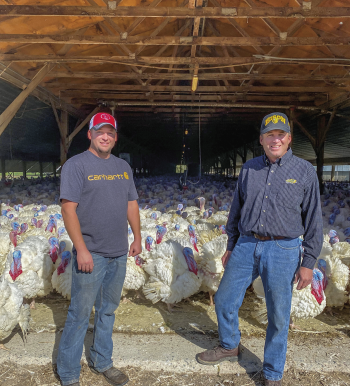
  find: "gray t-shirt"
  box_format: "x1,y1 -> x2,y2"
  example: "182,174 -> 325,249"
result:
60,150 -> 139,257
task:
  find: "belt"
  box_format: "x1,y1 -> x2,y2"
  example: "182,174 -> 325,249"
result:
253,233 -> 285,241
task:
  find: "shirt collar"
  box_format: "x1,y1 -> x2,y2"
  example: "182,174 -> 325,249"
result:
263,148 -> 293,167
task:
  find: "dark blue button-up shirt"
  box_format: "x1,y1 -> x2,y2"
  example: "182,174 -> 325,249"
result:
226,148 -> 323,269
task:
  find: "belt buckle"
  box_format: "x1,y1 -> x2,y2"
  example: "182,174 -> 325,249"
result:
254,233 -> 259,240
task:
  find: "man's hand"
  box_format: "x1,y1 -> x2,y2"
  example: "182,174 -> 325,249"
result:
77,250 -> 94,273
129,240 -> 142,257
221,250 -> 232,269
294,266 -> 313,290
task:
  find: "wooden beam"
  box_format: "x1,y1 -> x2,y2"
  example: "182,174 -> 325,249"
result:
0,6 -> 348,18
2,34 -> 350,46
43,73 -> 350,82
293,117 -> 316,148
125,0 -> 164,35
64,93 -> 298,101
3,55 -> 350,67
67,106 -> 99,144
320,107 -> 337,144
0,62 -> 80,118
0,63 -> 54,137
45,86 -> 324,102
61,85 -> 343,94
67,100 -> 321,110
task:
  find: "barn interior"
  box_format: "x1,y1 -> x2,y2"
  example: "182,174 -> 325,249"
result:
0,0 -> 349,182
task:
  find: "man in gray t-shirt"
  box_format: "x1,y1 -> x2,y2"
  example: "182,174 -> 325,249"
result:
57,112 -> 141,386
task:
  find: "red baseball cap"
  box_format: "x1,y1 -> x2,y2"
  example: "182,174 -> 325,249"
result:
89,112 -> 117,131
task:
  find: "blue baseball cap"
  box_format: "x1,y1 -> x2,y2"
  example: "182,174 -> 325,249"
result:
260,112 -> 290,135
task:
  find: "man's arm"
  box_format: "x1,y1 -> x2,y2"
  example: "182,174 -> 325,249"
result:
295,167 -> 323,290
222,172 -> 244,268
61,199 -> 94,273
127,200 -> 142,257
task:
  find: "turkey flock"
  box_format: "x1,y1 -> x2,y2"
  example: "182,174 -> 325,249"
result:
0,176 -> 349,349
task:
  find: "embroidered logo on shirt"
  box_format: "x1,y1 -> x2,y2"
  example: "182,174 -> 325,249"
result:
286,179 -> 297,184
88,174 -> 126,181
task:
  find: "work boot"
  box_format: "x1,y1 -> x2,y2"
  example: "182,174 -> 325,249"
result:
264,377 -> 282,385
89,365 -> 129,386
196,345 -> 241,365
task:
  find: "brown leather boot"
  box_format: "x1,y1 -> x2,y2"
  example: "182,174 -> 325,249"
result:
196,345 -> 241,365
264,377 -> 282,385
89,366 -> 129,386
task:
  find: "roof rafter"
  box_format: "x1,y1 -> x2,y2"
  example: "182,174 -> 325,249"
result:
0,5 -> 348,18
3,34 -> 350,46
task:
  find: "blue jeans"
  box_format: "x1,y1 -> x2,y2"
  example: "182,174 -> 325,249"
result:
57,252 -> 127,386
215,235 -> 301,381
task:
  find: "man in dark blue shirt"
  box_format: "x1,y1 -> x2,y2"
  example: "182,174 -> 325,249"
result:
196,112 -> 323,386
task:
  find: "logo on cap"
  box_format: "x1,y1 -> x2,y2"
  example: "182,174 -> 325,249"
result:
89,112 -> 117,131
265,114 -> 288,127
261,112 -> 290,135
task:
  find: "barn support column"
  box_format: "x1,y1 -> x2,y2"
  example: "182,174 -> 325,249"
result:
22,160 -> 26,179
233,149 -> 236,178
293,109 -> 337,193
51,101 -> 99,166
331,165 -> 335,181
315,115 -> 326,190
39,162 -> 43,178
60,110 -> 68,166
53,162 -> 57,178
237,145 -> 247,165
1,158 -> 5,180
0,64 -> 54,137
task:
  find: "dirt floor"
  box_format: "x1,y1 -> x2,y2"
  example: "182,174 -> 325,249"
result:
1,361 -> 350,386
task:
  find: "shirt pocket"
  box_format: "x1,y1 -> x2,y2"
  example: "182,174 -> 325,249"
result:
276,184 -> 303,211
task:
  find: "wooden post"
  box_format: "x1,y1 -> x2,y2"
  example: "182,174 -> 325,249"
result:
293,110 -> 336,193
60,110 -> 68,165
315,115 -> 326,192
51,105 -> 99,166
233,149 -> 237,178
53,162 -> 57,178
0,64 -> 54,137
331,165 -> 335,181
39,162 -> 43,178
22,160 -> 26,179
1,158 -> 5,180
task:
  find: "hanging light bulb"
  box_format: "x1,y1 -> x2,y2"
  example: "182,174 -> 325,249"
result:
185,129 -> 188,135
183,144 -> 186,147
